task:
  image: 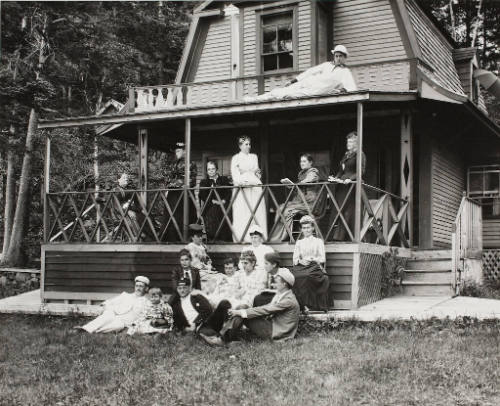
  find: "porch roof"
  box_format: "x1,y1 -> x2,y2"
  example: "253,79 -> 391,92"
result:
38,90 -> 417,131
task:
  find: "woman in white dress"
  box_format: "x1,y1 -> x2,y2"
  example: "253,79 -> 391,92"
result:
231,136 -> 267,242
292,215 -> 330,311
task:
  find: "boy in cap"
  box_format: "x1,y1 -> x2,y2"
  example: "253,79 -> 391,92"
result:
224,268 -> 300,342
127,287 -> 174,335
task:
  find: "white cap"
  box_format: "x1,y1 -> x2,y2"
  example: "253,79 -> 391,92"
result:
276,268 -> 295,287
135,276 -> 150,286
248,224 -> 264,237
331,45 -> 348,57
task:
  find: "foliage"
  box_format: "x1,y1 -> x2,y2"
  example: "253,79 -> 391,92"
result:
461,278 -> 500,300
381,248 -> 407,298
0,271 -> 40,299
0,314 -> 499,405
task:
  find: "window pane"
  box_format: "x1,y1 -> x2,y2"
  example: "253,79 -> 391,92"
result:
264,54 -> 278,71
263,26 -> 277,54
278,53 -> 293,69
278,23 -> 293,52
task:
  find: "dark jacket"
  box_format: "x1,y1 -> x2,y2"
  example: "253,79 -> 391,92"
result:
199,175 -> 231,208
167,158 -> 198,188
170,293 -> 213,331
335,151 -> 366,181
173,267 -> 201,290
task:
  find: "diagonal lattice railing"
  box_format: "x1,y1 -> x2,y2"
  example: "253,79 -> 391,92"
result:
45,182 -> 409,247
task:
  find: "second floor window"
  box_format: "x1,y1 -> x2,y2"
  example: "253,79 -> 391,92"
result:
261,12 -> 294,72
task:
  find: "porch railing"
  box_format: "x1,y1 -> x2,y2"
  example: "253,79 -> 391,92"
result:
45,182 -> 409,247
451,194 -> 483,294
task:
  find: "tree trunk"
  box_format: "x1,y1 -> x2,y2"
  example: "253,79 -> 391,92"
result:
2,127 -> 16,258
4,109 -> 38,266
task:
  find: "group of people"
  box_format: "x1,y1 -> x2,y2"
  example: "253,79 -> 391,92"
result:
108,44 -> 364,244
77,215 -> 330,344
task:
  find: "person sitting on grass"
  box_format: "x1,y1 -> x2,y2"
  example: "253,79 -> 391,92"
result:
234,250 -> 267,309
174,249 -> 201,291
252,251 -> 282,307
222,268 -> 300,343
184,224 -> 208,270
76,276 -> 150,334
170,278 -> 232,346
199,255 -> 222,291
127,287 -> 174,335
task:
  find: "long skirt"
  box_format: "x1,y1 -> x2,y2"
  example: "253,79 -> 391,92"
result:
232,186 -> 267,242
329,183 -> 355,241
292,262 -> 330,311
203,204 -> 231,241
270,200 -> 306,241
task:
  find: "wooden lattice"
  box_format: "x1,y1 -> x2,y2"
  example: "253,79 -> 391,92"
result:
483,249 -> 500,281
357,253 -> 384,307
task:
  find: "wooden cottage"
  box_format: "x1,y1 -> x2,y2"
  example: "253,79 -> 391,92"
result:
38,0 -> 500,309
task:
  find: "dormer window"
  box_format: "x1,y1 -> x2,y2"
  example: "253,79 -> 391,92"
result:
259,11 -> 296,73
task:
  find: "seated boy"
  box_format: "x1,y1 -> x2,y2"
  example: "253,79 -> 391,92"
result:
174,249 -> 201,291
127,287 -> 174,335
184,224 -> 208,270
253,251 -> 282,307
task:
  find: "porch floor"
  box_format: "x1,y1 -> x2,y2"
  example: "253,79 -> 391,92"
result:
2,290 -> 500,320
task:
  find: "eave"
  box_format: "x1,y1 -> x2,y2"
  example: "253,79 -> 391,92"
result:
38,91 -> 418,130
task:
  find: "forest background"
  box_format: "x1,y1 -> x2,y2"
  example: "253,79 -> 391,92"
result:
0,0 -> 499,267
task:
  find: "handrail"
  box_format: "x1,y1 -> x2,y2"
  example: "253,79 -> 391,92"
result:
45,182 -> 410,247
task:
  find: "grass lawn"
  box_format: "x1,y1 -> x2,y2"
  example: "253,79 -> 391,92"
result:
0,315 -> 499,406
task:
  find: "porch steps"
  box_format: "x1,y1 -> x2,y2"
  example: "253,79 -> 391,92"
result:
402,250 -> 454,297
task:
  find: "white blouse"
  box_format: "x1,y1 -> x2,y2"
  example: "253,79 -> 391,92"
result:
231,152 -> 261,186
293,235 -> 326,266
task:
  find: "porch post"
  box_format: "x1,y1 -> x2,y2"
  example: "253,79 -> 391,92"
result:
43,134 -> 51,243
183,118 -> 192,241
354,102 -> 364,242
400,109 -> 413,246
138,127 -> 148,203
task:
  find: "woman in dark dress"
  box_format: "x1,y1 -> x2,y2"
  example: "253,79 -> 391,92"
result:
199,161 -> 232,241
292,215 -> 330,311
328,131 -> 366,241
270,154 -> 320,242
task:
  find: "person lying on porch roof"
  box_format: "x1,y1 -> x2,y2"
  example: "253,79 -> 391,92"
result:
75,276 -> 150,333
245,44 -> 357,102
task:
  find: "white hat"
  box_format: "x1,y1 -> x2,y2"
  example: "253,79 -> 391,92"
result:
248,224 -> 264,237
135,276 -> 150,286
276,268 -> 295,287
331,45 -> 348,57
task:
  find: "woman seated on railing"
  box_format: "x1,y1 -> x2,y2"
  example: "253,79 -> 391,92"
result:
291,215 -> 330,312
270,154 -> 320,242
328,131 -> 366,241
199,161 -> 231,241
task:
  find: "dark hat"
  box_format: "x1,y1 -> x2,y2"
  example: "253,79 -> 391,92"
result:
177,277 -> 191,287
264,251 -> 281,266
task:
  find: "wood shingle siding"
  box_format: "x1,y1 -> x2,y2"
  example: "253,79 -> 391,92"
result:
333,0 -> 406,65
405,0 -> 465,96
352,61 -> 410,91
431,142 -> 465,248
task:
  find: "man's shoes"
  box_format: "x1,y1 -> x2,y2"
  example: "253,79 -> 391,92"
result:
199,333 -> 225,347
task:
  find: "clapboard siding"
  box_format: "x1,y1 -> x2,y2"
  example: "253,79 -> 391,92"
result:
352,61 -> 409,91
431,142 -> 465,248
483,219 -> 500,248
43,248 -> 354,309
405,0 -> 465,96
194,17 -> 231,82
456,62 -> 472,97
333,0 -> 406,65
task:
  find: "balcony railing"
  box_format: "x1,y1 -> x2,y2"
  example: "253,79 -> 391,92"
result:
45,182 -> 409,247
129,71 -> 299,112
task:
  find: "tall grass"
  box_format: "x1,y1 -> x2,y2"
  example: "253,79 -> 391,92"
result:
0,315 -> 499,405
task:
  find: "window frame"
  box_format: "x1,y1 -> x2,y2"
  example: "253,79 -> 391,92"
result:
256,6 -> 298,75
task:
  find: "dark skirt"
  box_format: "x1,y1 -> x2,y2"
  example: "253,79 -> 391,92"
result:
292,262 -> 330,311
203,204 -> 231,241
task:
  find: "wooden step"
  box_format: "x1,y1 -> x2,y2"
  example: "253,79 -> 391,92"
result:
405,260 -> 451,271
410,250 -> 452,260
402,281 -> 453,296
404,270 -> 451,284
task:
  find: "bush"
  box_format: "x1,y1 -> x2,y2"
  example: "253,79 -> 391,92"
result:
461,278 -> 500,300
0,271 -> 40,299
381,248 -> 407,298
